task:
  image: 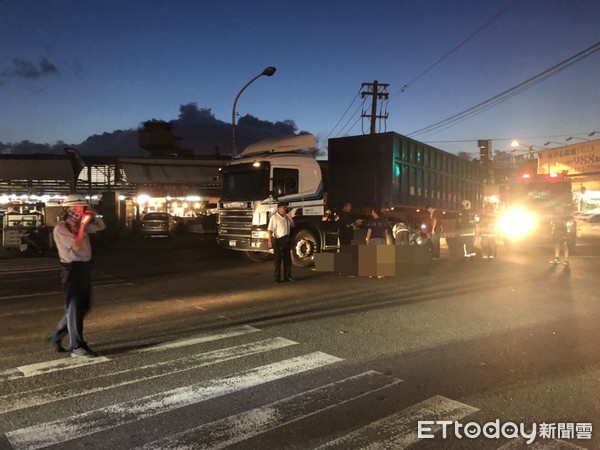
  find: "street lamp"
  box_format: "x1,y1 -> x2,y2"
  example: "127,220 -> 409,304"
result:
231,66 -> 277,158
565,136 -> 590,142
510,140 -> 540,152
543,141 -> 564,146
588,131 -> 599,137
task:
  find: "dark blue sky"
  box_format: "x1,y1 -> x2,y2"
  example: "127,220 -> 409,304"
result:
1,0 -> 599,155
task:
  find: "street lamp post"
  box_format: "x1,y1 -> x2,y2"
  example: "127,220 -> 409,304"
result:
231,66 -> 277,158
565,136 -> 590,142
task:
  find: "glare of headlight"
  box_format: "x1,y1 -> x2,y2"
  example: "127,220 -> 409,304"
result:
498,208 -> 538,239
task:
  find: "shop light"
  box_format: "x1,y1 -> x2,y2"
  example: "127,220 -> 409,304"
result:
136,194 -> 151,205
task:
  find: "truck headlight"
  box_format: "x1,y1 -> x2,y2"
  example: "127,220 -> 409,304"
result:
499,208 -> 538,240
251,230 -> 270,239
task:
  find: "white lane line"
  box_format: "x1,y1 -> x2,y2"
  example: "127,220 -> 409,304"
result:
17,356 -> 111,378
497,437 -> 589,449
0,281 -> 135,300
317,395 -> 478,449
0,267 -> 59,274
0,325 -> 262,382
138,370 -> 402,450
138,325 -> 260,352
5,352 -> 343,449
0,337 -> 297,414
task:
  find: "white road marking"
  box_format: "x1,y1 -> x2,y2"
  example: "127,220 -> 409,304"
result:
138,370 -> 401,450
0,337 -> 297,414
0,325 -> 260,382
138,324 -> 260,352
5,352 -> 343,449
317,395 -> 478,449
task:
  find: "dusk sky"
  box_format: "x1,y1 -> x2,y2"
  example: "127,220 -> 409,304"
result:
1,0 -> 599,156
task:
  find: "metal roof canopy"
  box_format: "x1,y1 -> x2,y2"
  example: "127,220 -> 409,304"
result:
121,160 -> 220,185
0,159 -> 75,181
239,134 -> 316,158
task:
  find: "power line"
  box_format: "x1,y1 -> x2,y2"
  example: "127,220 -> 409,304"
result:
394,0 -> 521,96
336,97 -> 366,137
407,40 -> 600,138
325,87 -> 362,139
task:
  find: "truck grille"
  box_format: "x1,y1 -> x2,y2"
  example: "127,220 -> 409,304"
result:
218,209 -> 253,239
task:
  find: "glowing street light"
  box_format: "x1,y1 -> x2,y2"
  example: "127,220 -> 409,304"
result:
510,140 -> 539,152
231,66 -> 277,159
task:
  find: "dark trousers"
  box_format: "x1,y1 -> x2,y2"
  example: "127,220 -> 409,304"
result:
273,236 -> 292,281
430,232 -> 441,258
50,262 -> 92,349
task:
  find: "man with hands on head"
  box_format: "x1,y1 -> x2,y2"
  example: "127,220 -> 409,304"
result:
46,194 -> 106,358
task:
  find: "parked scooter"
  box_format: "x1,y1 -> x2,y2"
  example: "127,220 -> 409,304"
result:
19,228 -> 48,256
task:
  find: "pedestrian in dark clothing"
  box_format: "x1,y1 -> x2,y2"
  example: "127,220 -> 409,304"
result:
338,201 -> 355,246
365,207 -> 391,279
268,202 -> 295,282
46,194 -> 106,358
549,215 -> 569,266
365,207 -> 389,246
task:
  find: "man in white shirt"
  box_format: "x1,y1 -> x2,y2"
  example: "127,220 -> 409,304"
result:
267,202 -> 295,283
46,194 -> 106,358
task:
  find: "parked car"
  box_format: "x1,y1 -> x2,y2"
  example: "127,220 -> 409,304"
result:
576,213 -> 600,238
139,212 -> 176,237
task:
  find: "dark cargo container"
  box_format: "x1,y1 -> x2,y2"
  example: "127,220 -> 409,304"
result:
327,132 -> 482,214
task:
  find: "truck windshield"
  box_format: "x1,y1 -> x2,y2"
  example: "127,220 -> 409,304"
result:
220,163 -> 270,201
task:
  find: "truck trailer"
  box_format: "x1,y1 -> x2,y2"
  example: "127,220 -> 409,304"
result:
217,132 -> 483,267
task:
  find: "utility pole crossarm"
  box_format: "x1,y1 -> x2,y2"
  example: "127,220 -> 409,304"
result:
361,80 -> 389,135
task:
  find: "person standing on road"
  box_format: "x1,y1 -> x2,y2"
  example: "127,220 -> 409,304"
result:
365,207 -> 389,246
46,194 -> 106,358
338,201 -> 356,246
365,207 -> 391,279
268,202 -> 295,283
549,214 -> 569,266
426,205 -> 443,260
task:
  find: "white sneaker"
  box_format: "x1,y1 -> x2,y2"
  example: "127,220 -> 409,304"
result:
563,259 -> 569,266
549,258 -> 560,264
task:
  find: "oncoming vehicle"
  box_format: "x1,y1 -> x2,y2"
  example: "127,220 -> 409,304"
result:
140,212 -> 176,238
499,172 -> 576,250
576,213 -> 600,238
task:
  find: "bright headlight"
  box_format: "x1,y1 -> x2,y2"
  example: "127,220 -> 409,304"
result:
251,230 -> 270,239
499,208 -> 538,239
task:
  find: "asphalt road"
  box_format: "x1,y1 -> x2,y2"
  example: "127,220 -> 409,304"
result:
0,235 -> 598,449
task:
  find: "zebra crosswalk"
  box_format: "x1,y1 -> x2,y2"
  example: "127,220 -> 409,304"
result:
0,325 -> 589,449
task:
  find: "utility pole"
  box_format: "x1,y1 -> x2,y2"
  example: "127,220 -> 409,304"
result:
361,80 -> 389,135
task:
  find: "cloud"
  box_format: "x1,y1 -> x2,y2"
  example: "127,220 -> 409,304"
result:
1,57 -> 59,83
0,103 -> 306,157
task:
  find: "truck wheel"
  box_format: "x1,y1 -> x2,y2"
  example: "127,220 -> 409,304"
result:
244,251 -> 271,263
292,229 -> 317,268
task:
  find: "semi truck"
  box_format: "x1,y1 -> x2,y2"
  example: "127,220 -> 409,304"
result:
498,171 -> 577,250
217,132 -> 483,266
